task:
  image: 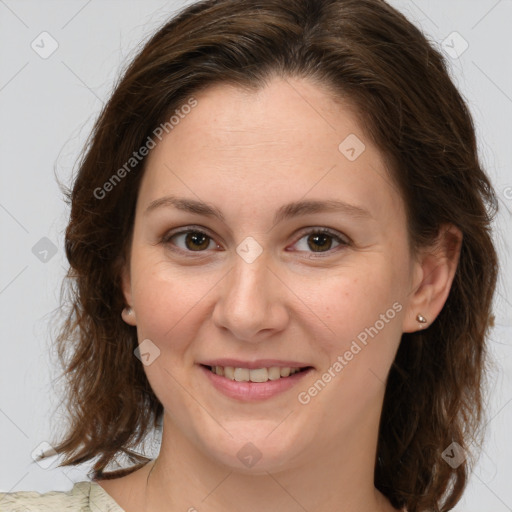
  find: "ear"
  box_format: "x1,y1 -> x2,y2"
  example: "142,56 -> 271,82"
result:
120,262 -> 137,326
402,224 -> 462,333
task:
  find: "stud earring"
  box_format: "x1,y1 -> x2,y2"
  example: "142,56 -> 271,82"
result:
123,306 -> 133,316
416,314 -> 428,329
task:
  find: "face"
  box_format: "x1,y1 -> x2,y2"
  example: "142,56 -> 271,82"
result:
122,76 -> 421,473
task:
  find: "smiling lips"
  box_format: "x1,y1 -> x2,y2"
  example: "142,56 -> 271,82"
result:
201,361 -> 313,401
200,359 -> 312,387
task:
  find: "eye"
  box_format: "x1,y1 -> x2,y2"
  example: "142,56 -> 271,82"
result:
291,228 -> 349,254
162,228 -> 219,252
161,226 -> 349,256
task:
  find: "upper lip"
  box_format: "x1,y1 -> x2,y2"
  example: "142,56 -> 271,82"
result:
200,359 -> 312,369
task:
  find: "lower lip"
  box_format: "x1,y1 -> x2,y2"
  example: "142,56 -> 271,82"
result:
200,365 -> 313,401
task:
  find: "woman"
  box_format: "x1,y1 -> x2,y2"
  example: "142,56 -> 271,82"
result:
0,0 -> 498,511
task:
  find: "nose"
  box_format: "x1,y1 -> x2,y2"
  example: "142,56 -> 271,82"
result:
211,253 -> 289,342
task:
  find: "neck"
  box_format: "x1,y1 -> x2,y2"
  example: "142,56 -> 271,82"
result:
142,413 -> 396,512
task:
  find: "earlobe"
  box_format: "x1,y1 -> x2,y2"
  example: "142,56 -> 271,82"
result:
416,313 -> 428,328
402,224 -> 462,333
121,306 -> 137,326
120,264 -> 137,326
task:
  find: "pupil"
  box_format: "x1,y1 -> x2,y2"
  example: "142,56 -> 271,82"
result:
308,233 -> 331,252
186,232 -> 209,250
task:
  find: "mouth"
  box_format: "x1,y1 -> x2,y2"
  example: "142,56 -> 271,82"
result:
199,361 -> 314,401
202,364 -> 312,383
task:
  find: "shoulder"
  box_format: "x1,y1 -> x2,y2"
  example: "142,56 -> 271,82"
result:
0,481 -> 125,512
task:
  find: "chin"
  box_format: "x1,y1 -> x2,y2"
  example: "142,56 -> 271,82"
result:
194,423 -> 309,474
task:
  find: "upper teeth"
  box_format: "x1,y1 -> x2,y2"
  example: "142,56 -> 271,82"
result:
211,366 -> 303,382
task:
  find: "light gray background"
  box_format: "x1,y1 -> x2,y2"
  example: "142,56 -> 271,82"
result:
0,1 -> 511,510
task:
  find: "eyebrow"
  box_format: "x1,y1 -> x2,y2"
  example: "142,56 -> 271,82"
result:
144,195 -> 372,223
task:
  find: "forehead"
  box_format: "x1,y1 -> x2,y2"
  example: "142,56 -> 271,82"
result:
138,77 -> 402,224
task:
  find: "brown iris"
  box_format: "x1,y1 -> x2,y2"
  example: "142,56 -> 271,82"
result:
185,232 -> 210,251
307,233 -> 333,252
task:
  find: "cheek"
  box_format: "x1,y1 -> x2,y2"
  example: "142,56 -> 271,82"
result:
294,262 -> 402,349
129,251 -> 209,352
294,259 -> 408,415
129,254 -> 211,416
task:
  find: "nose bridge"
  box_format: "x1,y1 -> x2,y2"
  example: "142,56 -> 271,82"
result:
230,253 -> 269,302
212,250 -> 287,340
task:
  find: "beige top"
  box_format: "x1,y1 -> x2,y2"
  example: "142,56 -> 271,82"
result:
0,481 -> 125,512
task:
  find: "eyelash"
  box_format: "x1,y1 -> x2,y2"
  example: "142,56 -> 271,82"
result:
160,225 -> 350,257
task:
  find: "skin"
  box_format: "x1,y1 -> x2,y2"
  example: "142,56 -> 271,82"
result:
97,76 -> 461,512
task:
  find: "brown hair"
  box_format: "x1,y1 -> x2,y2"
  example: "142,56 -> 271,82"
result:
48,1 -> 498,511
